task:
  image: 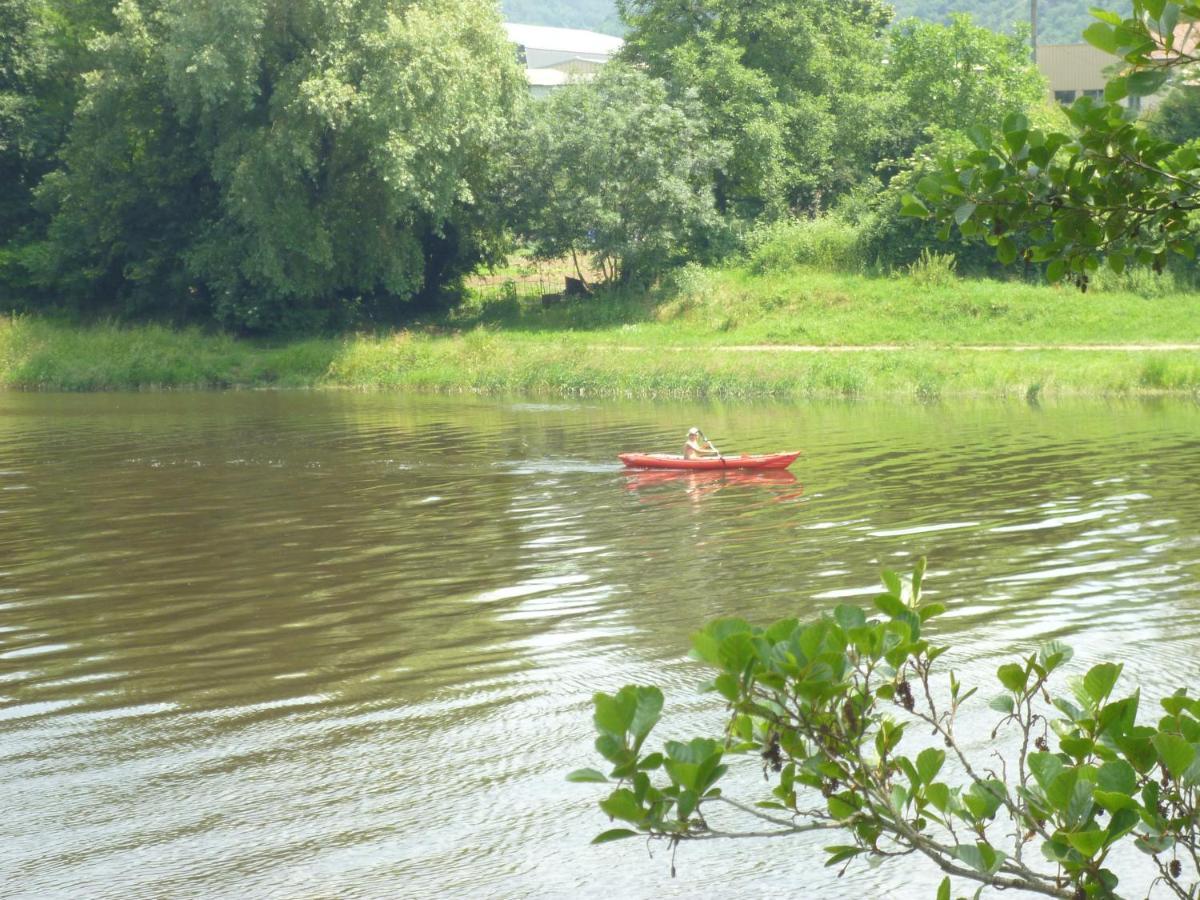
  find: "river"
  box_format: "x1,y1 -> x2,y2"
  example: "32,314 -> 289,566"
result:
1,392 -> 1198,898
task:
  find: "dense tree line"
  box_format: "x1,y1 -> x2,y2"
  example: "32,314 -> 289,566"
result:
1,0 -> 524,332
2,0 -> 1195,331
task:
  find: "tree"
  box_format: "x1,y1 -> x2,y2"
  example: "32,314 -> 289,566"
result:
889,15 -> 1047,145
508,65 -> 725,287
1146,85 -> 1200,145
571,561 -> 1200,898
615,0 -> 902,218
907,1 -> 1200,287
0,0 -> 117,302
35,0 -> 525,331
851,14 -> 1050,271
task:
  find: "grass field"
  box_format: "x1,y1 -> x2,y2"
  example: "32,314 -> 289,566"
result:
2,265 -> 1198,398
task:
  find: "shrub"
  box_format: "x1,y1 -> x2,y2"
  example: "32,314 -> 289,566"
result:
744,216 -> 864,274
905,248 -> 958,287
572,560 -> 1200,899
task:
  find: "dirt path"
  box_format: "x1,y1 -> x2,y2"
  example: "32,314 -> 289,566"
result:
609,343 -> 1200,353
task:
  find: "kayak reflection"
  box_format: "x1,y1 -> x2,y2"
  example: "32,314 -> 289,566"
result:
623,467 -> 803,502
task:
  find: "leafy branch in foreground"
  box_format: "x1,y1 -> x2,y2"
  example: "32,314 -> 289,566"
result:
570,561 -> 1200,898
905,1 -> 1200,286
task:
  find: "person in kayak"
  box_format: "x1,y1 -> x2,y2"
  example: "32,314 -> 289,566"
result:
683,427 -> 721,459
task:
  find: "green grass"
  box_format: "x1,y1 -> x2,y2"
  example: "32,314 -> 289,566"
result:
2,265 -> 1199,398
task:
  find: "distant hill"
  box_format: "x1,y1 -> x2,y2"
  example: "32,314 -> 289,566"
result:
892,0 -> 1132,45
499,0 -> 1130,46
500,0 -> 624,35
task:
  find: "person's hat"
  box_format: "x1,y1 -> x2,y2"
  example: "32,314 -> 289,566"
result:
688,427 -> 700,435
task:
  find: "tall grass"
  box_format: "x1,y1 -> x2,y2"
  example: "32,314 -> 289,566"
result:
2,262 -> 1199,398
744,217 -> 865,274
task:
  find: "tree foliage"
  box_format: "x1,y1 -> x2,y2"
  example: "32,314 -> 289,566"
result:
910,1 -> 1200,286
889,14 -> 1047,142
509,65 -> 725,286
616,0 -> 902,218
31,0 -> 525,331
573,561 -> 1200,899
1146,85 -> 1200,145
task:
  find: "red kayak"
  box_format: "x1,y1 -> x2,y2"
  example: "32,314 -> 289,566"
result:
618,451 -> 801,471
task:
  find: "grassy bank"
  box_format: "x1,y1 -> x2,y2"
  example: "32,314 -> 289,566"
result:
3,266 -> 1199,398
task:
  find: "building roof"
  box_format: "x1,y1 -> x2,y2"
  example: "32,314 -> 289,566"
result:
503,23 -> 623,62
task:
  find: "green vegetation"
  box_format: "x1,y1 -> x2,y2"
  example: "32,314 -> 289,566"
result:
914,2 -> 1200,283
2,0 -> 525,332
3,264 -> 1197,396
571,561 -> 1200,898
509,65 -> 725,286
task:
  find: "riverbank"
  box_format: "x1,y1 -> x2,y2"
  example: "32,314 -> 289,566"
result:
3,267 -> 1199,398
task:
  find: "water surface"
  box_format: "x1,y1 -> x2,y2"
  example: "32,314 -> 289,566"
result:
1,392 -> 1198,898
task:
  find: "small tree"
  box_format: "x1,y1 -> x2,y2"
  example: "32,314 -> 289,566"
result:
509,65 -> 726,288
907,1 -> 1200,286
572,561 -> 1200,898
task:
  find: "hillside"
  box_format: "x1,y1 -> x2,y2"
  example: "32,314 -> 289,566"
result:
499,0 -> 1129,45
500,0 -> 624,35
893,0 -> 1131,44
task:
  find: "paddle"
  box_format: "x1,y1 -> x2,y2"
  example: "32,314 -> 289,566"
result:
697,428 -> 723,461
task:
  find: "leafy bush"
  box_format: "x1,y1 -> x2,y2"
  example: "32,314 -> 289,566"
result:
572,561 -> 1200,899
509,65 -> 727,288
906,248 -> 958,287
744,216 -> 865,274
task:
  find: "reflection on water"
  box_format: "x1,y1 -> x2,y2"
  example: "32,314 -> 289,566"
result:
0,392 -> 1198,898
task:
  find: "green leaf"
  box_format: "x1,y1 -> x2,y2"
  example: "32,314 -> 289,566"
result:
1046,259 -> 1067,283
1002,112 -> 1030,135
989,694 -> 1015,714
1104,76 -> 1129,102
926,782 -> 951,812
828,795 -> 860,821
1066,829 -> 1107,858
824,845 -> 864,867
936,877 -> 951,900
901,193 -> 929,218
997,236 -> 1017,265
912,557 -> 927,600
592,828 -> 639,844
1093,789 -> 1138,813
1084,662 -> 1122,705
1128,70 -> 1168,96
1097,759 -> 1136,794
966,125 -> 992,149
834,604 -> 866,631
1038,640 -> 1073,673
1067,778 -> 1095,828
953,842 -> 1004,874
1108,253 -> 1126,275
1153,732 -> 1196,778
964,779 -> 1005,820
874,592 -> 908,619
917,748 -> 946,785
954,202 -> 977,226
599,789 -> 646,825
1082,22 -> 1119,53
638,753 -> 664,770
881,569 -> 903,597
997,663 -> 1028,693
567,768 -> 609,783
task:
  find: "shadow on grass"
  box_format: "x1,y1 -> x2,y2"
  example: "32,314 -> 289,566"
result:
444,284 -> 665,334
